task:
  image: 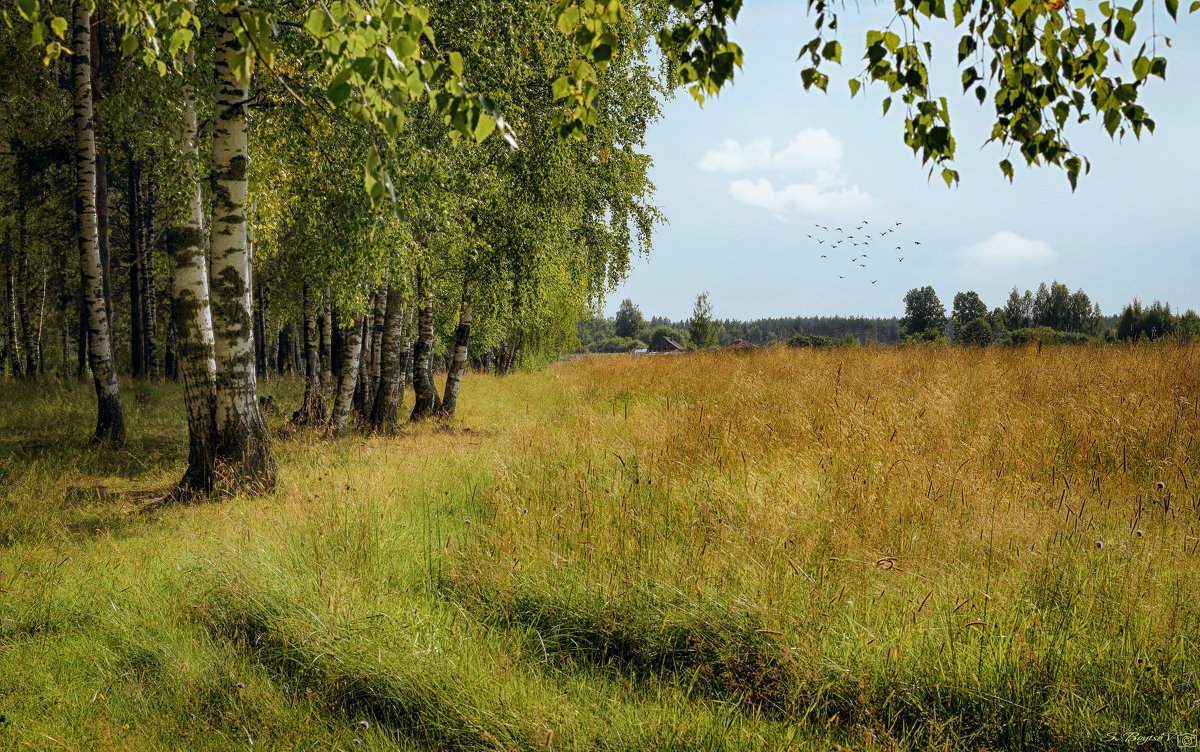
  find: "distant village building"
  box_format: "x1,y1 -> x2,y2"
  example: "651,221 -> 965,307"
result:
648,335 -> 685,354
723,339 -> 761,351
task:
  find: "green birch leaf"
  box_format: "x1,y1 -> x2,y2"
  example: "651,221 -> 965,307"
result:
394,34 -> 418,59
304,9 -> 330,36
16,0 -> 36,22
168,28 -> 194,55
474,112 -> 497,142
552,75 -> 572,100
328,67 -> 354,104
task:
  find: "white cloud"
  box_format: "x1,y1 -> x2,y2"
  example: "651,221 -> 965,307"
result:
698,129 -> 842,174
961,231 -> 1058,268
697,138 -> 772,172
729,178 -> 874,218
770,130 -> 842,173
703,129 -> 870,219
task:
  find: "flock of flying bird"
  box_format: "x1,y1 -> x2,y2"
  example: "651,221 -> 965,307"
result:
806,220 -> 922,284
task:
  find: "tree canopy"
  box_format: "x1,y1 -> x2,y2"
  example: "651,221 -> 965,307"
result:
12,0 -> 1197,200
901,285 -> 947,338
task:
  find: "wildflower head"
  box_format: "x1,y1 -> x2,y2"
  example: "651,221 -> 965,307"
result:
1156,481 -> 1166,491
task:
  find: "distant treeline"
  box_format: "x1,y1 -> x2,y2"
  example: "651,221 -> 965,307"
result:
656,315 -> 902,346
576,300 -> 902,353
578,284 -> 1199,354
902,282 -> 1200,346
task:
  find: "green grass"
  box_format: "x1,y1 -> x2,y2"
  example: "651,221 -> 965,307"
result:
2,346 -> 1199,750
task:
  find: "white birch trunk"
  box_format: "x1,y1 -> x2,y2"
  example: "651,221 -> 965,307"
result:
296,283 -> 326,423
209,5 -> 275,490
369,286 -> 406,431
409,266 -> 440,421
74,0 -> 125,442
368,286 -> 387,395
329,317 -> 363,437
438,285 -> 471,418
165,25 -> 219,496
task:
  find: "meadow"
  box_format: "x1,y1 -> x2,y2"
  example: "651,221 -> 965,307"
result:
1,345 -> 1198,751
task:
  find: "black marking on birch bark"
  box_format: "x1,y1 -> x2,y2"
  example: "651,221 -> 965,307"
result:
438,287 -> 472,419
74,0 -> 125,443
369,286 -> 407,432
410,268 -> 441,421
295,283 -> 326,423
330,319 -> 364,437
207,3 -> 275,492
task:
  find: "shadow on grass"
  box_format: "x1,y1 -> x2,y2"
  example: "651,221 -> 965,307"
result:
195,584 -> 534,752
436,569 -> 1176,751
0,437 -> 183,479
439,573 -> 798,714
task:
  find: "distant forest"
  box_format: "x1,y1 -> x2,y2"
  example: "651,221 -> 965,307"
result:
578,280 -> 1196,354
577,309 -> 903,353
654,315 -> 904,346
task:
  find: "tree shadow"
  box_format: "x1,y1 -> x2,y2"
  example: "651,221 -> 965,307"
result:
0,436 -> 184,480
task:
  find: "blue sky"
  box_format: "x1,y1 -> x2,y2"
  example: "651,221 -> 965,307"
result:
605,1 -> 1200,321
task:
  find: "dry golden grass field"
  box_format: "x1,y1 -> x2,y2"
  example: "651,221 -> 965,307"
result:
1,344 -> 1198,750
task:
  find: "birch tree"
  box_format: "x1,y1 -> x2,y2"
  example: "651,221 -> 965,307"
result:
208,5 -> 275,490
73,0 -> 126,442
162,27 -> 218,496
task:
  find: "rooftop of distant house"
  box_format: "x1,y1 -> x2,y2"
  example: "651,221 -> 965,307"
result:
723,339 -> 761,350
648,336 -> 685,352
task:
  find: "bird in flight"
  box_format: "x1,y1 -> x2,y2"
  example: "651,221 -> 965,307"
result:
835,227 -> 843,232
859,263 -> 866,267
820,254 -> 827,258
895,221 -> 902,226
860,253 -> 869,258
897,257 -> 904,262
851,256 -> 859,261
871,280 -> 878,285
837,274 -> 844,279
914,241 -> 921,245
817,239 -> 825,244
